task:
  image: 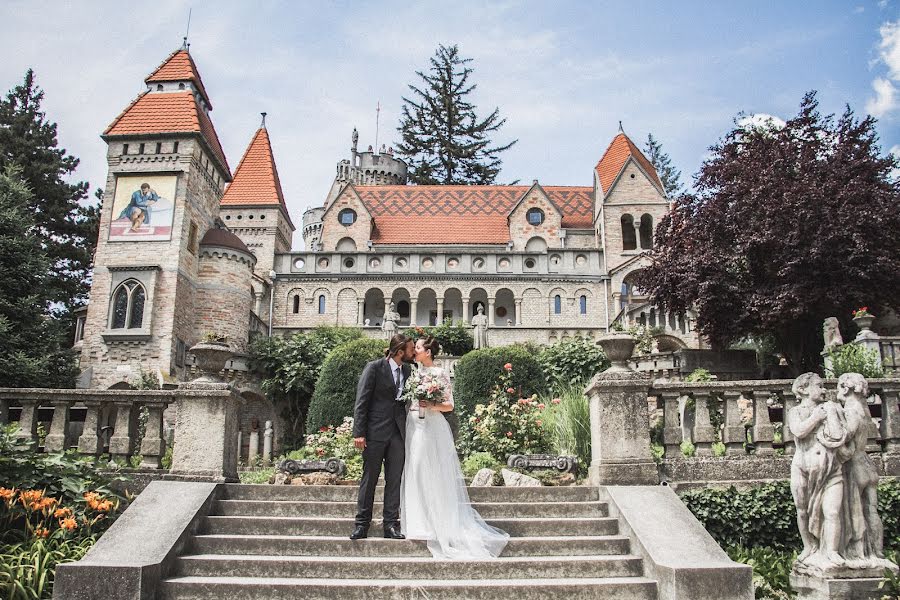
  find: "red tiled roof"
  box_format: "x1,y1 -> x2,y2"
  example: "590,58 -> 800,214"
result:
354,185 -> 593,245
103,91 -> 231,178
595,133 -> 663,195
145,49 -> 212,108
221,127 -> 294,227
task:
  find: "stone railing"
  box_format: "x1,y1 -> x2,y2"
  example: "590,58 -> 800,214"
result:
881,336 -> 900,375
0,388 -> 177,469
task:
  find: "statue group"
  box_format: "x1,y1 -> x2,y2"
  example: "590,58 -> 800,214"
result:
788,372 -> 898,581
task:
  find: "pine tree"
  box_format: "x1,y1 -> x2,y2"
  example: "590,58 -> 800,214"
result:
0,166 -> 78,387
0,70 -> 98,320
644,133 -> 683,197
396,45 -> 516,185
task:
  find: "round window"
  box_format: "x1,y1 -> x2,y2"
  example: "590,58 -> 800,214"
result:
447,257 -> 459,269
524,258 -> 536,269
472,257 -> 485,270
338,208 -> 357,226
422,257 -> 434,269
395,257 -> 408,269
369,257 -> 381,269
550,254 -> 561,265
526,208 -> 545,226
293,258 -> 305,269
344,257 -> 355,268
318,257 -> 330,269
496,306 -> 507,318
576,254 -> 587,266
498,258 -> 511,269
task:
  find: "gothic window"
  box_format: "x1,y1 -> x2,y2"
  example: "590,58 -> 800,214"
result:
292,295 -> 300,314
639,214 -> 653,249
188,222 -> 198,254
554,295 -> 562,315
526,208 -> 545,226
155,142 -> 162,154
318,295 -> 326,314
338,208 -> 357,226
110,280 -> 146,329
139,143 -> 145,155
122,144 -> 129,155
580,295 -> 587,315
173,141 -> 179,153
621,214 -> 637,250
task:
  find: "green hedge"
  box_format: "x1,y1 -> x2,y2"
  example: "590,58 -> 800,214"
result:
402,321 -> 473,357
452,345 -> 546,420
537,337 -> 608,393
305,338 -> 387,433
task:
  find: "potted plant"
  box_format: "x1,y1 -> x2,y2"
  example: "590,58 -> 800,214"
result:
851,307 -> 877,341
597,328 -> 636,372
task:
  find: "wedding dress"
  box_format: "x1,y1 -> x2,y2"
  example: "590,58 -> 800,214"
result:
401,365 -> 509,559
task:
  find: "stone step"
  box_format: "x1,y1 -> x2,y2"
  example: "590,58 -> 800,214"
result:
221,484 -> 597,503
189,534 -> 632,558
212,499 -> 608,519
174,554 -> 645,580
159,575 -> 658,600
201,515 -> 619,538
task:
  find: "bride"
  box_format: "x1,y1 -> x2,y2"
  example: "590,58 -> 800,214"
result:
401,336 -> 509,559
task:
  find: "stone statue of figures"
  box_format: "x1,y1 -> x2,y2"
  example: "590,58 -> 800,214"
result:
382,302 -> 400,339
471,304 -> 489,349
822,317 -> 843,351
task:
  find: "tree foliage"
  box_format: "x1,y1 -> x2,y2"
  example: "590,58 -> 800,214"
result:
452,345 -> 546,420
637,92 -> 900,372
396,44 -> 516,185
0,70 -> 99,320
0,166 -> 78,387
644,133 -> 683,197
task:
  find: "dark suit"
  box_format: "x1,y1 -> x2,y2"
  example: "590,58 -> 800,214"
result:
353,357 -> 411,528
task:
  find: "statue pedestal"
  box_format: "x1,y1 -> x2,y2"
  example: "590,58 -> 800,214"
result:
790,570 -> 894,600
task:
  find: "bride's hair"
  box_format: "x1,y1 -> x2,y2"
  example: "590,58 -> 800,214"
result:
420,336 -> 440,358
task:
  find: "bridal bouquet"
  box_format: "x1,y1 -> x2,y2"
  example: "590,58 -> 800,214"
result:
403,370 -> 448,419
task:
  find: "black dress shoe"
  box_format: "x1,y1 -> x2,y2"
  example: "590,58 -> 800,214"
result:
349,524 -> 369,540
383,523 -> 405,539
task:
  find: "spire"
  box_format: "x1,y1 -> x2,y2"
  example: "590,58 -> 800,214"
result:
618,120 -> 624,133
595,129 -> 663,195
260,112 -> 267,128
145,47 -> 212,109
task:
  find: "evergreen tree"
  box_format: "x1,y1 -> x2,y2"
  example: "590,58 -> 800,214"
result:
644,133 -> 683,197
396,45 -> 516,185
0,70 -> 98,319
0,166 -> 78,387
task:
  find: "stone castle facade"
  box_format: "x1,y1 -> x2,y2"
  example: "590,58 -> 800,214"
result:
75,46 -> 700,396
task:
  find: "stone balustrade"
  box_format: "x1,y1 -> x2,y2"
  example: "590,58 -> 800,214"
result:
0,388 -> 177,469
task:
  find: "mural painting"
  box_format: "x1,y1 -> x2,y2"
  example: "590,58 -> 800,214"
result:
109,174 -> 177,241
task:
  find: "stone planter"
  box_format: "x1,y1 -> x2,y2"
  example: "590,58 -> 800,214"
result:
190,342 -> 233,382
597,333 -> 637,372
853,314 -> 877,341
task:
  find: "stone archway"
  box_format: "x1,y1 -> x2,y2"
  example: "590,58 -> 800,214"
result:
363,288 -> 385,327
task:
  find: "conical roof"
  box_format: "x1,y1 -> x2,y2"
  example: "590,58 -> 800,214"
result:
595,132 -> 663,195
221,126 -> 294,228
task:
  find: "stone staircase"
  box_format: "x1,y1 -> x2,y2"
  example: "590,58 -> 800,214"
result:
158,483 -> 658,599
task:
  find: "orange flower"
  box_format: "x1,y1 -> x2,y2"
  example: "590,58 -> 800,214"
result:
20,490 -> 43,505
95,500 -> 114,512
54,507 -> 73,519
59,517 -> 77,530
0,487 -> 16,501
33,526 -> 49,538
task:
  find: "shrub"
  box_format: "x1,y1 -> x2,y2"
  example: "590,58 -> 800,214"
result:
537,338 -> 609,393
467,363 -> 552,462
726,545 -> 796,600
542,385 -> 590,476
825,343 -> 884,378
461,452 -> 502,477
685,368 -> 713,382
453,345 -> 546,420
403,321 -> 473,357
305,337 -> 387,433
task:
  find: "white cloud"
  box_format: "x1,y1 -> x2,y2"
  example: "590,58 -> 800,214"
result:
866,77 -> 898,116
737,113 -> 787,130
878,20 -> 900,79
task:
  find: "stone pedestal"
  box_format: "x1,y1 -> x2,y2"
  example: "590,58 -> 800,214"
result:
166,382 -> 240,482
586,370 -> 658,485
790,571 -> 893,600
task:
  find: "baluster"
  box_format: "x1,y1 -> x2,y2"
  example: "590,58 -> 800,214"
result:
752,390 -> 775,456
77,399 -> 102,455
44,397 -> 73,453
108,400 -> 134,460
722,390 -> 745,456
139,400 -> 167,469
661,391 -> 682,458
880,385 -> 900,453
781,390 -> 797,456
0,395 -> 8,424
864,390 -> 882,454
693,390 -> 716,456
15,397 -> 39,444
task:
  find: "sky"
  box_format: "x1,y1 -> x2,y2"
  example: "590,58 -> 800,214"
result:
3,1 -> 899,248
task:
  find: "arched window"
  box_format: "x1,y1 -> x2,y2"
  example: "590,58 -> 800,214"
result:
580,295 -> 587,315
111,280 -> 146,329
292,295 -> 300,314
554,295 -> 562,315
639,214 -> 653,249
621,214 -> 637,250
318,295 -> 326,314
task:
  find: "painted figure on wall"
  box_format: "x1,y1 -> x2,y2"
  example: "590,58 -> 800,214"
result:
109,174 -> 176,242
118,183 -> 159,231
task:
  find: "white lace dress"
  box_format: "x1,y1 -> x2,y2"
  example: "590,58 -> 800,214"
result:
400,366 -> 509,559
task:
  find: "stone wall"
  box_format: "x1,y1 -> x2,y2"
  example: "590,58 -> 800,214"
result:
194,246 -> 256,353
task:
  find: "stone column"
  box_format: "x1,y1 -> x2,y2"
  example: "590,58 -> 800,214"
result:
139,401 -> 167,469
461,297 -> 470,325
356,299 -> 364,326
108,401 -> 134,460
253,291 -> 264,316
722,391 -> 745,456
781,390 -> 797,456
660,391 -> 682,458
487,297 -> 496,326
77,399 -> 102,455
752,390 -> 775,456
44,397 -> 72,453
409,297 -> 418,326
15,397 -> 38,443
383,298 -> 391,324
167,382 -> 240,482
436,297 -> 444,325
236,430 -> 243,466
692,391 -> 717,456
515,298 -> 523,325
248,428 -> 259,464
585,371 -> 658,485
263,421 -> 273,465
880,385 -> 900,454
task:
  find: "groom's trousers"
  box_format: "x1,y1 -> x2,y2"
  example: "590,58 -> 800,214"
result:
355,430 -> 405,527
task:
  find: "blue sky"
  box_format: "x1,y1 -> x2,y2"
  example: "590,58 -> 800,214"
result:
3,1 -> 898,247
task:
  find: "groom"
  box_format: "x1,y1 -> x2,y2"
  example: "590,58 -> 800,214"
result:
350,333 -> 415,540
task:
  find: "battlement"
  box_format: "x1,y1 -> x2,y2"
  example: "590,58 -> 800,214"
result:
337,149 -> 407,186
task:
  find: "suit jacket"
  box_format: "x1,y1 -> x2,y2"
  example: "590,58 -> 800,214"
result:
352,358 -> 412,442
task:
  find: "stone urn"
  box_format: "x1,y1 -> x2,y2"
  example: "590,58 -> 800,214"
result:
597,333 -> 637,372
190,341 -> 233,382
853,313 -> 877,341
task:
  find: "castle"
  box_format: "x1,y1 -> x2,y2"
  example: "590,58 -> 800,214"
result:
74,46 -> 700,410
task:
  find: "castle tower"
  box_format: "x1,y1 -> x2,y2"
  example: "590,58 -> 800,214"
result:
78,46 -> 232,387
